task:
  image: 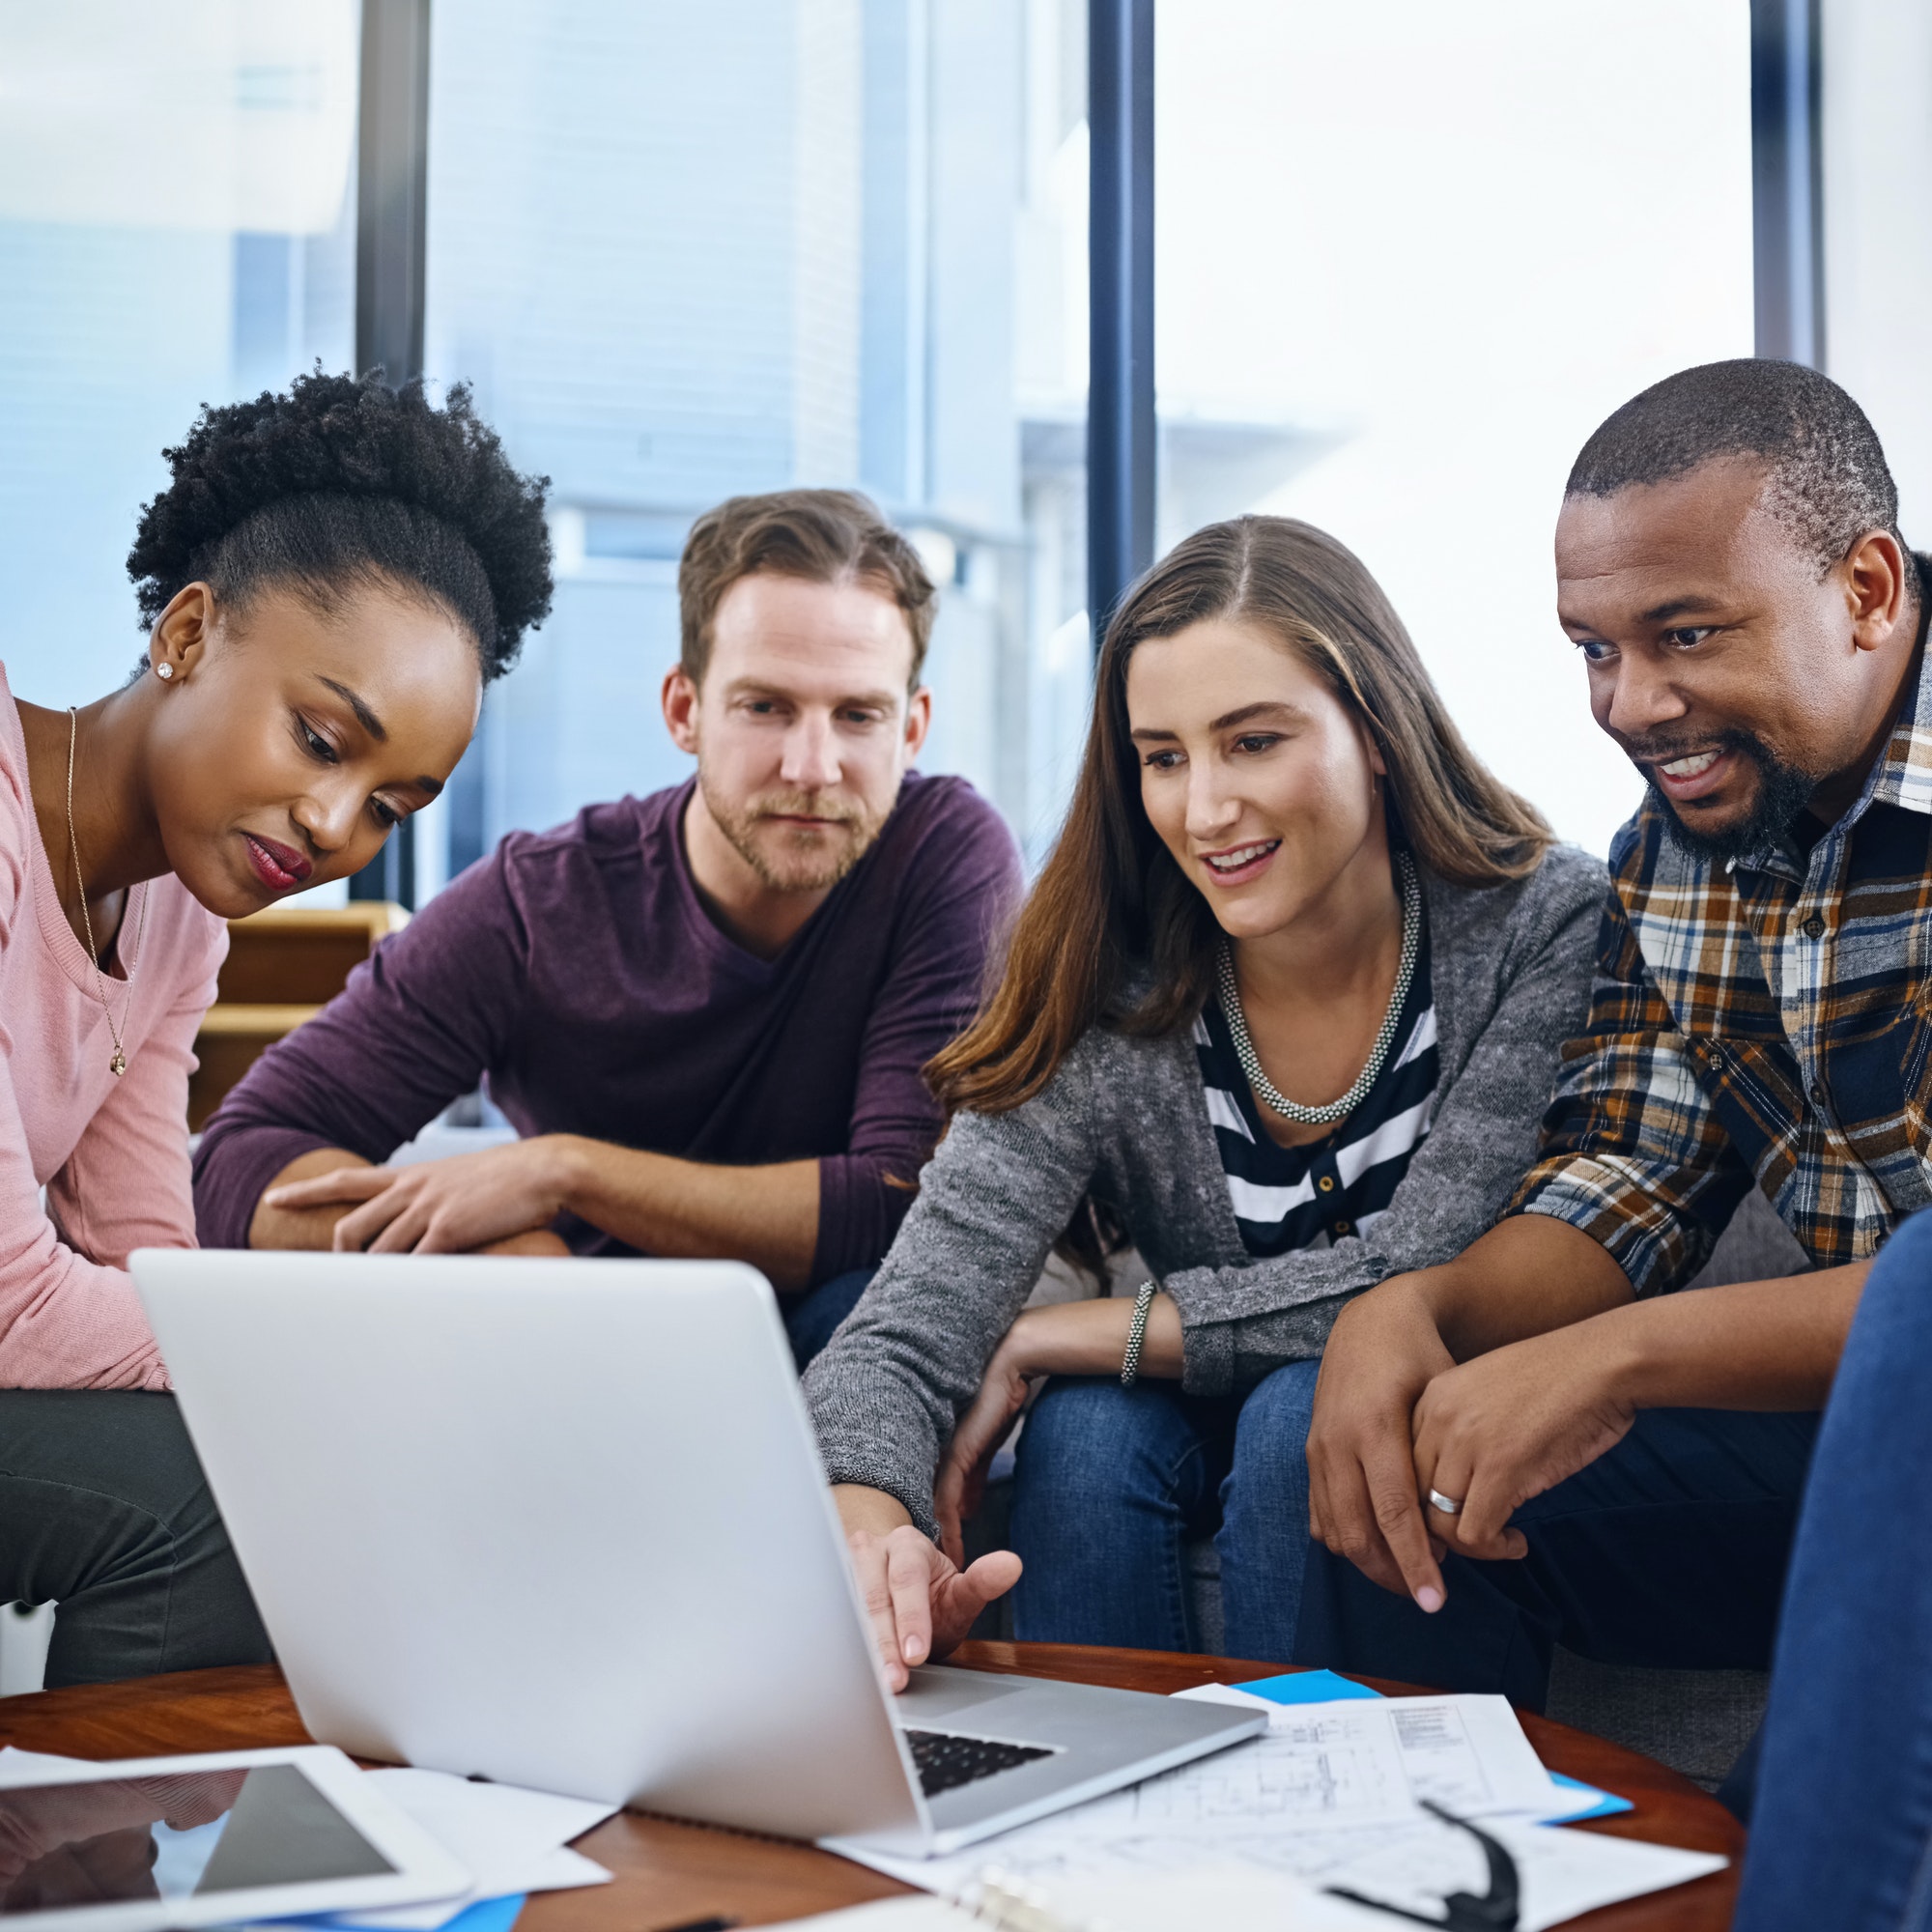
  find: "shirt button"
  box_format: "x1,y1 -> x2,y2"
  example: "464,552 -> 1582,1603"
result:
1318,1175 -> 1335,1193
1809,1080 -> 1828,1107
1802,915 -> 1826,939
1705,1044 -> 1726,1071
1333,1221 -> 1353,1237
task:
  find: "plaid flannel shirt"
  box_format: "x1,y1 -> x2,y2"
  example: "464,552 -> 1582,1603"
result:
1511,651 -> 1932,1293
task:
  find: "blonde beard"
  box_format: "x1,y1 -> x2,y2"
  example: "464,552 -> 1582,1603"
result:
697,774 -> 885,894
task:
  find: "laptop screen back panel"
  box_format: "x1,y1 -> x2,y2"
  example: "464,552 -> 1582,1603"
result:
136,1251 -> 926,1851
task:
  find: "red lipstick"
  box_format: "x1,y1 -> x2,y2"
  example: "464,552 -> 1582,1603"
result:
242,832 -> 313,893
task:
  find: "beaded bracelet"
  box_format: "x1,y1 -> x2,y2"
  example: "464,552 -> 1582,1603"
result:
1120,1281 -> 1156,1388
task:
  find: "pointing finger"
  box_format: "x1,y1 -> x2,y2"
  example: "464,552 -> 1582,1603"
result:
885,1528 -> 937,1670
851,1533 -> 911,1690
1363,1439 -> 1446,1612
1320,1451 -> 1412,1599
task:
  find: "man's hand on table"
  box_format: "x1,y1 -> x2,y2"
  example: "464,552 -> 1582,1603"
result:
262,1138 -> 583,1254
835,1484 -> 1021,1691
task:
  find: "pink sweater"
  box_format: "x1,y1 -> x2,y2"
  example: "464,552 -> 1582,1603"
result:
0,666 -> 225,1389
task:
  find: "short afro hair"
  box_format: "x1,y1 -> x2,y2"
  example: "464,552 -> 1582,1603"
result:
1567,359 -> 1903,580
128,369 -> 553,681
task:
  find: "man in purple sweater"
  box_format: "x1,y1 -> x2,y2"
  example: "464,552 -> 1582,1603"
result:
193,489 -> 1022,1363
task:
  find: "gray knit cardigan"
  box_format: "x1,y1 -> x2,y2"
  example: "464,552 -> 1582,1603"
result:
803,844 -> 1607,1539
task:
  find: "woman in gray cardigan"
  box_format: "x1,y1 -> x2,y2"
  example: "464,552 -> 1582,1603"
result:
804,515 -> 1605,1688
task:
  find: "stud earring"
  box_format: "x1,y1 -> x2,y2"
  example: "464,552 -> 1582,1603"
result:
156,663 -> 174,680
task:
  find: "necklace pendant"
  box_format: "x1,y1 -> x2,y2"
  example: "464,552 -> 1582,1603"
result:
109,1048 -> 127,1078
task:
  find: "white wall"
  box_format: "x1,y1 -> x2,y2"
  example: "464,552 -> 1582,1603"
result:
1824,0 -> 1932,544
1156,1 -> 1755,861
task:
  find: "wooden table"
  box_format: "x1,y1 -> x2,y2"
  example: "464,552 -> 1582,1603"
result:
0,1644 -> 1742,1930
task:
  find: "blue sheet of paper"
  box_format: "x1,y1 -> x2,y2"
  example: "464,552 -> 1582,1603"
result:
1232,1668 -> 1382,1704
437,1898 -> 526,1932
302,1894 -> 526,1932
1546,1772 -> 1634,1822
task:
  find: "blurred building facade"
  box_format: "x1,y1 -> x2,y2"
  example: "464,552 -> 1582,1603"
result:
5,2 -> 1917,874
423,0 -> 1099,883
0,2 -> 359,713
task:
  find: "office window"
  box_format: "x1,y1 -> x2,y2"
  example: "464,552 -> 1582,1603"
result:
422,0 -> 1090,887
1824,0 -> 1932,542
0,3 -> 358,710
1155,1 -> 1753,857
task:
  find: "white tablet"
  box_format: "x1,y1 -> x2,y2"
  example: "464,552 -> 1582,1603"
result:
0,1746 -> 471,1932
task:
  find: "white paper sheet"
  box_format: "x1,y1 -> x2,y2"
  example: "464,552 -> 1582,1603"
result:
756,1904 -> 970,1932
833,1698 -> 1723,1929
1176,1686 -> 1625,1825
336,1769 -> 616,1929
763,1865 -> 1385,1929
1170,1689 -> 1566,1820
1049,1862 -> 1403,1928
1316,1814 -> 1726,1932
1387,1694 -> 1565,1817
838,1809 -> 1721,1932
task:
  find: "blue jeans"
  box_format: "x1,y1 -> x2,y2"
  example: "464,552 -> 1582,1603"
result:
1008,1360 -> 1321,1659
1730,1208 -> 1932,1931
1293,1402 -> 1818,1708
782,1266 -> 875,1374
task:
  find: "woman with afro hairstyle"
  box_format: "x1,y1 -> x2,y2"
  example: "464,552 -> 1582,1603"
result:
0,368 -> 551,1684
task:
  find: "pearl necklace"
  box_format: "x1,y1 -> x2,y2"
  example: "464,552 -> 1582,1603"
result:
1214,851 -> 1421,1128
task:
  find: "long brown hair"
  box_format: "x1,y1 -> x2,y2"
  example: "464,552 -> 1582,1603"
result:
931,515 -> 1551,1117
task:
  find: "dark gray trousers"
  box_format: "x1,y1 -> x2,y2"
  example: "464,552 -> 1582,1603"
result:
0,1390 -> 271,1688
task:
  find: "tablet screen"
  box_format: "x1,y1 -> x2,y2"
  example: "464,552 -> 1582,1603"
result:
0,1765 -> 394,1916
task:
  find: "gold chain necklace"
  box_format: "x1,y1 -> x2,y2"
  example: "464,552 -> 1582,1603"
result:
66,706 -> 148,1077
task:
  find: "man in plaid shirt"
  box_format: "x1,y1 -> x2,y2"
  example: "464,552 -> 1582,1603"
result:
1296,359 -> 1930,1710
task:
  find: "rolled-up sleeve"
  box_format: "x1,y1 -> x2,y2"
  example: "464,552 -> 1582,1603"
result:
1507,886 -> 1751,1295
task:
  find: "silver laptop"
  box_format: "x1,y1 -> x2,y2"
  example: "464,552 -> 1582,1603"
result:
133,1251 -> 1264,1857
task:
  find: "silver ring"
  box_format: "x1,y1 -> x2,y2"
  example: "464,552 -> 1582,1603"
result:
1427,1488 -> 1463,1518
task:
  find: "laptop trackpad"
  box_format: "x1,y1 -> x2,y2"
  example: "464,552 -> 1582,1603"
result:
895,1666 -> 1029,1725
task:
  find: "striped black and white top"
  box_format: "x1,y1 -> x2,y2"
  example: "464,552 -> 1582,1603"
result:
1194,931 -> 1439,1256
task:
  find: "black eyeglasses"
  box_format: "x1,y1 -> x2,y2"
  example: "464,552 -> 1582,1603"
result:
1323,1800 -> 1520,1932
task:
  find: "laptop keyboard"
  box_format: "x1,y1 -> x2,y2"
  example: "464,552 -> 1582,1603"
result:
902,1728 -> 1057,1798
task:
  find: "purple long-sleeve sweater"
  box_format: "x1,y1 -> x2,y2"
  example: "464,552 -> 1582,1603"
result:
192,773 -> 1020,1283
